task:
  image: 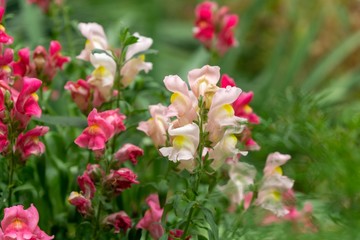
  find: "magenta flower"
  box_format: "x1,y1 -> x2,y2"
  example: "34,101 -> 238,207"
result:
74,108 -> 114,151
15,126 -> 49,161
103,211 -> 132,234
13,77 -> 42,128
221,74 -> 260,124
0,204 -> 53,240
169,229 -> 191,240
103,168 -> 139,195
12,48 -> 33,81
0,7 -> 13,45
114,143 -> 144,165
136,194 -> 164,240
193,1 -> 238,55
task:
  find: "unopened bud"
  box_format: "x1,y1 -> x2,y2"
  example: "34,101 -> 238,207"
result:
4,90 -> 13,110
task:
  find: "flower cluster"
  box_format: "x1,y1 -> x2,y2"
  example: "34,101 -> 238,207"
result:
0,204 -> 53,239
65,22 -> 153,114
139,65 -> 259,172
193,1 -> 239,55
27,0 -> 63,13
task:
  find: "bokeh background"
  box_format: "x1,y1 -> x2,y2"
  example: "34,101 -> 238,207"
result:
3,0 -> 360,239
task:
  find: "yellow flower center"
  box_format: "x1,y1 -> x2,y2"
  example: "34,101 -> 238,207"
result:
32,93 -> 39,102
222,104 -> 234,117
274,166 -> 283,175
173,135 -> 186,148
88,124 -> 101,134
243,104 -> 253,114
11,219 -> 25,230
272,190 -> 281,202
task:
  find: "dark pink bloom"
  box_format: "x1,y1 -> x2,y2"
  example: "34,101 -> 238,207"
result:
114,143 -> 143,165
0,8 -> 13,45
15,126 -> 49,160
193,1 -> 238,55
68,192 -> 93,217
0,121 -> 8,153
12,48 -> 33,83
98,109 -> 126,136
49,40 -> 70,69
74,108 -> 114,151
64,79 -> 91,113
0,48 -> 13,84
85,163 -> 104,183
0,204 -> 53,239
103,168 -> 139,195
136,194 -> 164,240
103,211 -> 132,233
77,173 -> 96,199
168,229 -> 191,240
13,77 -> 42,129
220,74 -> 260,124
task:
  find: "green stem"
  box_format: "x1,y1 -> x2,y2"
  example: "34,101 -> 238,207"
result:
182,205 -> 195,240
7,152 -> 15,206
92,201 -> 103,240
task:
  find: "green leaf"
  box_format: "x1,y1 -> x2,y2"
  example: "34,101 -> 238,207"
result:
34,115 -> 87,128
201,207 -> 219,240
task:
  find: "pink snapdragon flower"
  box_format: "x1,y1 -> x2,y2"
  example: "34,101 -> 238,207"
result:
137,104 -> 170,147
163,75 -> 198,126
159,123 -> 199,162
74,108 -> 114,151
121,33 -> 153,87
77,22 -> 108,61
114,143 -> 144,165
87,52 -> 116,101
187,65 -> 220,98
0,121 -> 8,153
0,48 -> 13,83
0,204 -> 53,240
13,77 -> 42,128
193,1 -> 238,55
168,229 -> 191,240
77,173 -> 96,199
263,152 -> 291,177
68,191 -> 93,217
103,211 -> 132,234
0,7 -> 13,45
220,74 -> 260,124
219,162 -> 256,212
98,109 -> 126,136
136,194 -> 164,240
103,168 -> 139,195
15,126 -> 49,161
206,86 -> 243,144
64,79 -> 91,113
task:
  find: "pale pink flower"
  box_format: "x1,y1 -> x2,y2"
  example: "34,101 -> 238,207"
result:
74,108 -> 114,151
68,192 -> 93,217
114,143 -> 143,165
15,126 -> 49,161
163,75 -> 197,126
103,168 -> 139,195
187,65 -> 220,98
136,194 -> 164,240
64,79 -> 91,113
88,52 -> 116,101
0,204 -> 53,239
77,22 -> 108,61
263,152 -> 291,177
206,86 -> 243,144
209,128 -> 245,170
98,109 -> 126,136
120,57 -> 152,88
125,33 -> 153,60
159,123 -> 199,162
219,162 -> 256,212
103,211 -> 132,234
137,104 -> 169,147
256,174 -> 294,217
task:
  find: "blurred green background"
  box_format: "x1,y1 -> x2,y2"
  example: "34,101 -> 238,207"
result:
3,0 -> 360,239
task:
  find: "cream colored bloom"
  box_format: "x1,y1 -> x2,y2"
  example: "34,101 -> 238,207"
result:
159,123 -> 199,162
